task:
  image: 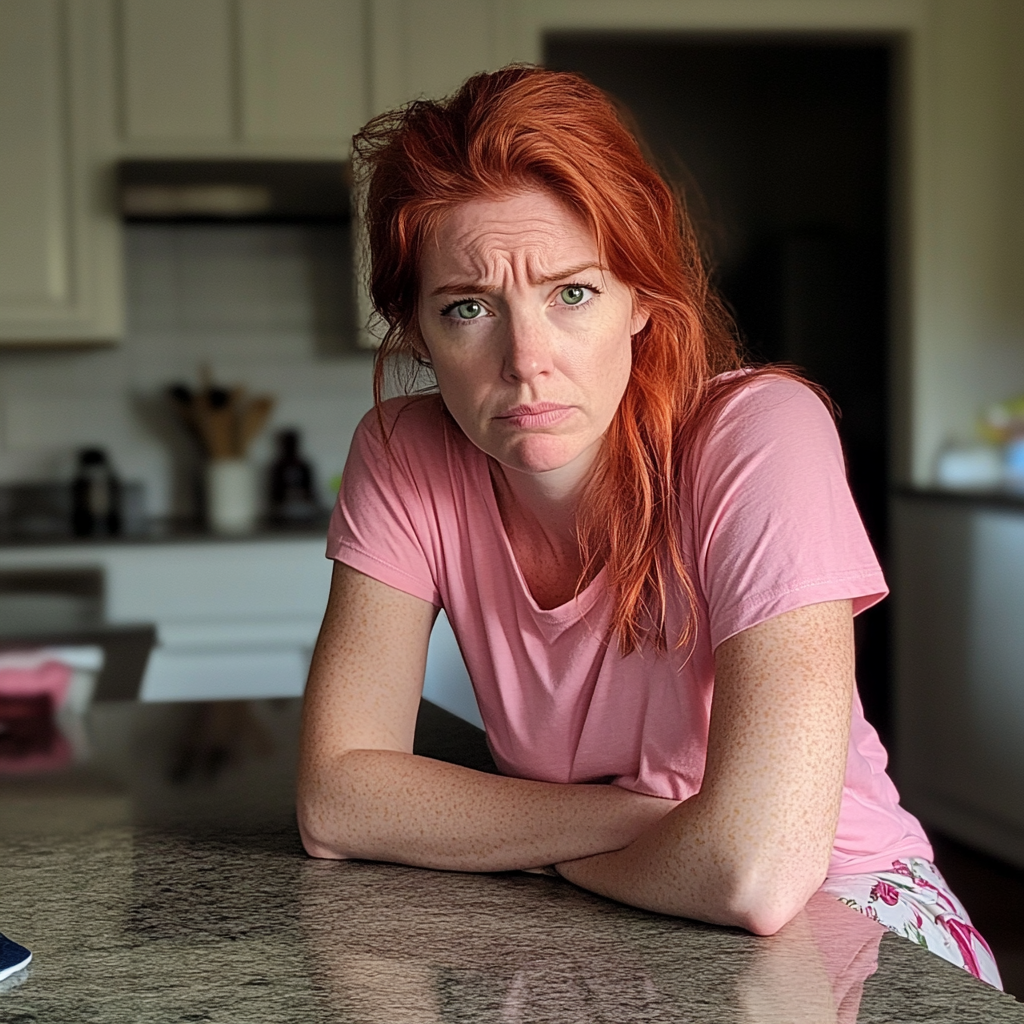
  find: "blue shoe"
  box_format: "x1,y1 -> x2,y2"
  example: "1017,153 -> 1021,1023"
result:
0,933 -> 31,982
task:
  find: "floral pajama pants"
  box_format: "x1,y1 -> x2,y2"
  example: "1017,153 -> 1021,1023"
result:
820,857 -> 1003,989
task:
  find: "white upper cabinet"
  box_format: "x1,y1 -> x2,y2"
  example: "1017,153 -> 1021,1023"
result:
119,0 -> 236,142
368,0 -> 502,113
0,0 -> 122,344
116,0 -> 368,155
240,0 -> 367,144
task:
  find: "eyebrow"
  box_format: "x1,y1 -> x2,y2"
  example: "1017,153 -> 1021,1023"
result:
429,262 -> 606,297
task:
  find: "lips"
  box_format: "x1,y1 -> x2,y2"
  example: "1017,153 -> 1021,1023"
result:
496,403 -> 574,428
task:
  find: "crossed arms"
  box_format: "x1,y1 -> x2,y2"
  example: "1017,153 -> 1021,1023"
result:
297,562 -> 854,936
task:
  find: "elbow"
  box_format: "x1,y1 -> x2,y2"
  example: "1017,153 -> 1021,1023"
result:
296,747 -> 399,861
297,804 -> 346,860
722,858 -> 827,936
298,818 -> 346,861
296,777 -> 352,861
730,898 -> 801,937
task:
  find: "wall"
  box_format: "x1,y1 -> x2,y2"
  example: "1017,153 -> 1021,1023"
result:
0,223 -> 373,519
911,0 -> 1024,481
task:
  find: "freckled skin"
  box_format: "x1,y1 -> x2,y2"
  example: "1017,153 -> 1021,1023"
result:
416,192 -> 645,485
297,191 -> 857,935
416,192 -> 647,607
554,598 -> 854,935
298,563 -> 675,869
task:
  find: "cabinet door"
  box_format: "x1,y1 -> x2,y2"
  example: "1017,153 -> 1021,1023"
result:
240,0 -> 366,146
119,0 -> 236,143
0,0 -> 122,343
116,0 -> 366,154
369,0 -> 498,112
894,498 -> 1024,868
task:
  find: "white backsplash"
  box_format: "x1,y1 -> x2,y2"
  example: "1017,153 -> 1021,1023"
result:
0,223 -> 375,519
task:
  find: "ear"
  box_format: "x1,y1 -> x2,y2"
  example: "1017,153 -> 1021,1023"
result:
408,314 -> 433,365
629,304 -> 651,337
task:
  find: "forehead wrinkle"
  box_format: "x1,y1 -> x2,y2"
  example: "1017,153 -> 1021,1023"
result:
435,231 -> 599,294
423,194 -> 604,298
429,261 -> 608,297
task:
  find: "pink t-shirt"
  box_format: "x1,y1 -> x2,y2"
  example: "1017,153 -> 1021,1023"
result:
328,375 -> 932,874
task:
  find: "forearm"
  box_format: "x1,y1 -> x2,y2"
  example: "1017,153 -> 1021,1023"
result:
297,748 -> 677,872
555,601 -> 855,935
555,789 -> 833,935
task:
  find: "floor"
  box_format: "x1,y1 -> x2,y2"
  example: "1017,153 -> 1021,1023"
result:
930,828 -> 1024,999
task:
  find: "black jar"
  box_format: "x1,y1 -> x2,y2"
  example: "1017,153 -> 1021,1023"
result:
269,429 -> 318,524
71,447 -> 122,537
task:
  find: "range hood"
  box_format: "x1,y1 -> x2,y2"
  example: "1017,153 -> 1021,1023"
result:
117,159 -> 350,223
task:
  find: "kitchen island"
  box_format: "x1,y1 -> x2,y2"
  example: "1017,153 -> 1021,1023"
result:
1,699 -> 1020,1022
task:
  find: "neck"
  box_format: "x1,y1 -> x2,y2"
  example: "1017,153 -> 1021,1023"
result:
490,443 -> 599,548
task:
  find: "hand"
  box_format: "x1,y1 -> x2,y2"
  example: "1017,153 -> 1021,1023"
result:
554,788 -> 680,880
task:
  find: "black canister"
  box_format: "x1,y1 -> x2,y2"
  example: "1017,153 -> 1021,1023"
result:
269,429 -> 318,523
71,448 -> 122,537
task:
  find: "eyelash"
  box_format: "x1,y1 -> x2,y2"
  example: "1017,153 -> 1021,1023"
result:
561,281 -> 602,306
438,282 -> 603,320
439,297 -> 480,318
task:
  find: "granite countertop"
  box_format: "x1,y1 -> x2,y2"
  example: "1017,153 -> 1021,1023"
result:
1,699 -> 1021,1022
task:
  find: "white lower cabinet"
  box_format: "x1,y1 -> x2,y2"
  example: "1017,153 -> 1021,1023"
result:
142,647 -> 310,702
894,495 -> 1024,868
0,538 -> 330,701
0,536 -> 482,721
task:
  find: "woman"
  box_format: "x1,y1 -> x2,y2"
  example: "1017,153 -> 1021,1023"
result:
298,65 -> 1000,988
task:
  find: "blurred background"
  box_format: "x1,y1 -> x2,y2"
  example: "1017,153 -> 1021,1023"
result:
0,0 -> 1022,996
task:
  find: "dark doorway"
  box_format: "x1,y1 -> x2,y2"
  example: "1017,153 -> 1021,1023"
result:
546,35 -> 894,741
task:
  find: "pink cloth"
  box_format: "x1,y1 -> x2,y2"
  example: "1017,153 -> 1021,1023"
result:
328,375 -> 933,874
0,659 -> 72,707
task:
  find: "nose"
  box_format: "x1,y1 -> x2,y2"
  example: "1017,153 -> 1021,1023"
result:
501,309 -> 554,385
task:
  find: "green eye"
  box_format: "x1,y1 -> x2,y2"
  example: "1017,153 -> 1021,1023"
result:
454,300 -> 483,319
560,286 -> 586,305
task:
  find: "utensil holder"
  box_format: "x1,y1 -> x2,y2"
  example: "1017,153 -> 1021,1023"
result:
206,459 -> 257,535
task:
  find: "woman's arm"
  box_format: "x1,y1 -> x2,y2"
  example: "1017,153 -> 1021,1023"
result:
297,562 -> 677,870
554,599 -> 855,935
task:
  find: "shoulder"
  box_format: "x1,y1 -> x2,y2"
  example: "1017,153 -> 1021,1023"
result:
689,371 -> 884,647
351,395 -> 454,472
357,394 -> 449,447
712,370 -> 833,431
696,370 -> 840,471
347,394 -> 486,507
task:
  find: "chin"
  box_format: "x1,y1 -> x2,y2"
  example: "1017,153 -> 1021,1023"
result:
496,437 -> 592,476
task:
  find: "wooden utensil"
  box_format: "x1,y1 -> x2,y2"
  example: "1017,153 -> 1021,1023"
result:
238,396 -> 274,456
167,375 -> 274,459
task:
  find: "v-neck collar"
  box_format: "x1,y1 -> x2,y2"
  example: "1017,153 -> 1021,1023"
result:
478,453 -> 608,624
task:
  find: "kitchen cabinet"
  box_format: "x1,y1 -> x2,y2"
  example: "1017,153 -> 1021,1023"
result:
0,538 -> 330,701
0,535 -> 482,722
116,0 -> 508,153
367,0 -> 504,112
893,491 -> 1024,869
116,0 -> 368,156
0,0 -> 122,344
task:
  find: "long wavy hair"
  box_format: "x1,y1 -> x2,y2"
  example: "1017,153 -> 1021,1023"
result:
353,64 -> 795,655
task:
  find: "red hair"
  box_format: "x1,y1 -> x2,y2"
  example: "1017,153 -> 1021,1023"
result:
354,65 -> 792,654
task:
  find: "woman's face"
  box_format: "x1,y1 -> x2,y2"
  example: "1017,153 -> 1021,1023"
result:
416,191 -> 648,483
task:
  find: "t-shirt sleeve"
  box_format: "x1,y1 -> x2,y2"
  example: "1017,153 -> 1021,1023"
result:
326,403 -> 442,607
692,375 -> 887,650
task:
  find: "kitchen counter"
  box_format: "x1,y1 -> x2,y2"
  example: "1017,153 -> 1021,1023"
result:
895,486 -> 1024,511
1,699 -> 1021,1022
0,516 -> 331,548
